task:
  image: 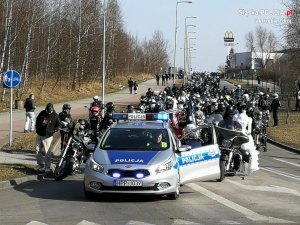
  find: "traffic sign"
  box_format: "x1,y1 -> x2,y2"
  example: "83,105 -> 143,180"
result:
3,70 -> 21,88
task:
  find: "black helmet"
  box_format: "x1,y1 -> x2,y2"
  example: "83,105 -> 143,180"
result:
62,103 -> 71,110
106,102 -> 114,108
78,119 -> 86,125
106,102 -> 115,112
45,103 -> 54,114
218,103 -> 226,112
225,105 -> 235,116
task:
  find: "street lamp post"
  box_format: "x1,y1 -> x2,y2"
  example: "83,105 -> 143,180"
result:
184,18 -> 196,84
174,1 -> 192,84
102,0 -> 106,117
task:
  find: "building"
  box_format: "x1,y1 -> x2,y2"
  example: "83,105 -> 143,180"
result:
229,49 -> 285,70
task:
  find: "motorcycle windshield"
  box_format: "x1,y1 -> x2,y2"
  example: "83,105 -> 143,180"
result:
215,126 -> 249,147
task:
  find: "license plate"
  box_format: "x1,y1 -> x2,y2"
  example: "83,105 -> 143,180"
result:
115,180 -> 143,186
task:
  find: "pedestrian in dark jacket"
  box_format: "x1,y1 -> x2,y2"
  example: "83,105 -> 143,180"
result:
35,103 -> 61,177
128,77 -> 134,94
270,93 -> 281,127
24,94 -> 36,132
133,81 -> 138,94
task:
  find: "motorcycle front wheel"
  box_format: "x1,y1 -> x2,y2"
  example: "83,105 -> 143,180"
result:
53,157 -> 73,181
217,160 -> 226,182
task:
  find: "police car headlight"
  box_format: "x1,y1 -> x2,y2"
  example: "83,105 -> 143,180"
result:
222,139 -> 232,148
156,158 -> 173,174
89,158 -> 104,173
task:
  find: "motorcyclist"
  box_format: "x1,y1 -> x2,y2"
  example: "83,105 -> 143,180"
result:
58,104 -> 74,150
100,102 -> 116,133
91,96 -> 103,108
218,105 -> 242,130
127,105 -> 135,113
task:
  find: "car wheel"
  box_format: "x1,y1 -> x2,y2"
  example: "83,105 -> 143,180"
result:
166,174 -> 180,200
217,160 -> 226,182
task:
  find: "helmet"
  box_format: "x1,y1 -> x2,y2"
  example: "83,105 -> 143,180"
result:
45,103 -> 54,114
273,93 -> 278,98
237,85 -> 241,89
93,96 -> 99,101
127,105 -> 134,113
225,105 -> 235,116
62,103 -> 71,110
78,119 -> 86,125
106,102 -> 115,112
243,94 -> 249,102
218,103 -> 226,112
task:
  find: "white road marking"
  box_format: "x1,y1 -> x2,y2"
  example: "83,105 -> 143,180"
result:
77,220 -> 101,225
218,220 -> 242,224
126,221 -> 155,225
226,179 -> 300,197
273,158 -> 300,168
187,183 -> 297,224
261,167 -> 300,181
172,219 -> 203,224
26,222 -> 48,225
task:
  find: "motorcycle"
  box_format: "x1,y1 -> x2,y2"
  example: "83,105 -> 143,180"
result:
53,128 -> 95,181
214,126 -> 251,181
253,111 -> 267,152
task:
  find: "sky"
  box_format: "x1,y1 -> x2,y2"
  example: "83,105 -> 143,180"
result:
119,0 -> 291,72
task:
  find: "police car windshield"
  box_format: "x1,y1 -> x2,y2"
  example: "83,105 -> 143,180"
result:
100,128 -> 170,151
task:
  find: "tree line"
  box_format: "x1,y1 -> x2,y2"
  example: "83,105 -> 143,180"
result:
0,0 -> 169,101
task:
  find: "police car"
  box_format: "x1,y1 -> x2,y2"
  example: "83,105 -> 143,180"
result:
84,113 -> 221,200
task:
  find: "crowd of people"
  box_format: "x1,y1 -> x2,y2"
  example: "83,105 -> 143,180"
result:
25,72 -> 294,177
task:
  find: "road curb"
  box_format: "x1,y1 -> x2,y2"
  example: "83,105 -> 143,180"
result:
267,138 -> 300,154
0,175 -> 39,190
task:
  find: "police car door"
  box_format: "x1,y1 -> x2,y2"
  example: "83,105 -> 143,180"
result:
171,131 -> 221,184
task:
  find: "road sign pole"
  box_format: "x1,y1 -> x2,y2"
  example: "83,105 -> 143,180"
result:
9,71 -> 13,146
3,70 -> 21,146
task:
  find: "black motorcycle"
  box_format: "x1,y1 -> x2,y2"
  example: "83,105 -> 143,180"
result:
253,113 -> 268,152
215,126 -> 251,181
53,128 -> 95,181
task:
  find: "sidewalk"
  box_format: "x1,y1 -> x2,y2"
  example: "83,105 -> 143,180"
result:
0,78 -> 171,165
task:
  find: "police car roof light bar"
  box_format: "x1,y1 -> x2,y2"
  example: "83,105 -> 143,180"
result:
112,113 -> 173,121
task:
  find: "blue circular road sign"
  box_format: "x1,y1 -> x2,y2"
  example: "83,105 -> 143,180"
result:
3,70 -> 21,88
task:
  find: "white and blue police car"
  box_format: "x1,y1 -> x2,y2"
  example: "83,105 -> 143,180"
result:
84,113 -> 221,200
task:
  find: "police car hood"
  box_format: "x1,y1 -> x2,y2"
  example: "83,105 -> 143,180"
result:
93,148 -> 172,165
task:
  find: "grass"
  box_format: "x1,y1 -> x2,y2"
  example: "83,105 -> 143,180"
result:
0,164 -> 36,181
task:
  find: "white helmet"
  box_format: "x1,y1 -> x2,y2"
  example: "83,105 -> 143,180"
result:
93,95 -> 99,101
237,85 -> 241,89
243,93 -> 250,102
273,93 -> 279,98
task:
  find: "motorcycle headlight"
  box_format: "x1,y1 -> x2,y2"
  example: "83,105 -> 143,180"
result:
89,158 -> 104,173
155,158 -> 173,174
222,139 -> 232,148
72,142 -> 80,151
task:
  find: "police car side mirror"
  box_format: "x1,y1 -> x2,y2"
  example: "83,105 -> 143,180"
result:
177,145 -> 192,152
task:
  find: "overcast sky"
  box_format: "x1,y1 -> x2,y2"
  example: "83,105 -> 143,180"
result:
119,0 -> 291,72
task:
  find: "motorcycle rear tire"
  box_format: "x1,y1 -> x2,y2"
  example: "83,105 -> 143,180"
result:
53,158 -> 72,181
217,160 -> 226,182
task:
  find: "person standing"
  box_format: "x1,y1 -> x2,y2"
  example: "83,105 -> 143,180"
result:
24,94 -> 36,133
270,93 -> 281,127
133,81 -> 138,94
128,77 -> 134,94
162,73 -> 166,86
155,73 -> 160,86
35,103 -> 61,177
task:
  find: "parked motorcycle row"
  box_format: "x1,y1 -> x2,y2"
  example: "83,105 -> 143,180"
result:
54,72 -> 269,181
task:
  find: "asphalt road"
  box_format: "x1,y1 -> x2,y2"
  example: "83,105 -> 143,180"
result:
0,141 -> 299,225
